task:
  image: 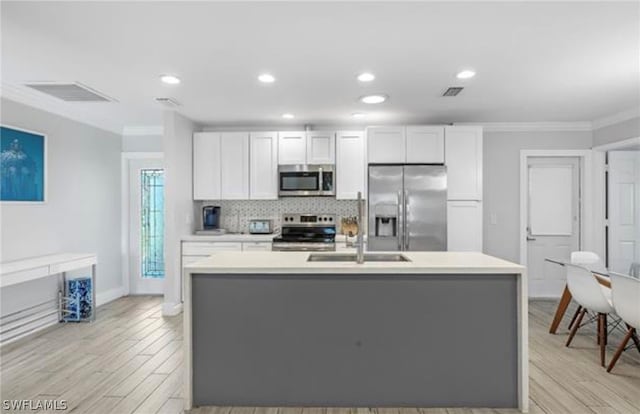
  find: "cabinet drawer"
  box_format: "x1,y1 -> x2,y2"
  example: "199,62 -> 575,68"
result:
242,242 -> 272,251
182,242 -> 242,255
182,255 -> 209,265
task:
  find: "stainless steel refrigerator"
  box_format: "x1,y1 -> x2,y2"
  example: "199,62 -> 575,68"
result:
368,165 -> 447,251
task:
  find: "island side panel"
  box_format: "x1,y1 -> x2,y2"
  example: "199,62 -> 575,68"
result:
192,273 -> 519,408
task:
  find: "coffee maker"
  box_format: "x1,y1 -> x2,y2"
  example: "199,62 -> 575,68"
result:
197,206 -> 226,235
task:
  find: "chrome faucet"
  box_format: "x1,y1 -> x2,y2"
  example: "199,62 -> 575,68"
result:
355,191 -> 365,264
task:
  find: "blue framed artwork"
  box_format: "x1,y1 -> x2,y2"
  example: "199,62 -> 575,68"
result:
0,125 -> 47,202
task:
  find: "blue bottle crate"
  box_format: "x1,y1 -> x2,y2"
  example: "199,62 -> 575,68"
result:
64,277 -> 92,322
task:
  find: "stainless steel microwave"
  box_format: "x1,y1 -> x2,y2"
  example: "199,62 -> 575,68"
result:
278,164 -> 335,197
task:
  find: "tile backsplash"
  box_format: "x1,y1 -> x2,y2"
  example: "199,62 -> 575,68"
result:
198,198 -> 360,234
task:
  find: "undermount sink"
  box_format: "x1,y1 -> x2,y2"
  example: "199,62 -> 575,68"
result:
307,253 -> 411,263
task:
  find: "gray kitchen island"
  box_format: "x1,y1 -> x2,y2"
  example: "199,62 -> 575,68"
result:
183,251 -> 528,412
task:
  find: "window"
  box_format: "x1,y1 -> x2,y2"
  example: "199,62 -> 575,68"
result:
140,169 -> 164,278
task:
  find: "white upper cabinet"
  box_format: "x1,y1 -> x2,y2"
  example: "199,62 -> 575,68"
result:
447,201 -> 483,252
367,126 -> 406,163
406,126 -> 445,163
193,132 -> 221,200
220,132 -> 249,199
250,132 -> 278,200
336,131 -> 365,200
307,131 -> 336,164
445,126 -> 483,200
278,131 -> 307,165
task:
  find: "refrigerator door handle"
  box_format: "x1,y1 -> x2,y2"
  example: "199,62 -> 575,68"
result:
397,191 -> 403,250
404,190 -> 410,250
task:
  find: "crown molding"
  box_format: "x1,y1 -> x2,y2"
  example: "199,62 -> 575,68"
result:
592,107 -> 640,130
122,125 -> 164,136
454,121 -> 593,132
0,81 -> 123,135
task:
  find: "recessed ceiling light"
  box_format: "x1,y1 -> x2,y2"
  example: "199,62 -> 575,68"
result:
282,113 -> 294,119
360,94 -> 387,104
160,74 -> 181,85
357,72 -> 375,82
351,112 -> 366,119
258,73 -> 276,83
456,70 -> 476,79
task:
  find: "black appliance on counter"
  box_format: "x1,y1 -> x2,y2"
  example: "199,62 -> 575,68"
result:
272,213 -> 336,251
201,206 -> 221,231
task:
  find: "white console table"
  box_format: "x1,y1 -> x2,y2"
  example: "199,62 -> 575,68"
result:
0,253 -> 98,324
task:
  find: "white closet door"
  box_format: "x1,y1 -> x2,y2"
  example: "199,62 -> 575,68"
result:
608,151 -> 640,274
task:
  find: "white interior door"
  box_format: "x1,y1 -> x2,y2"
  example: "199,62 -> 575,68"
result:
129,158 -> 164,295
526,157 -> 581,297
608,151 -> 640,274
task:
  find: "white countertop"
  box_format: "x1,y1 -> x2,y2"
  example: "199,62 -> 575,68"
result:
181,234 -> 362,243
184,251 -> 525,274
182,234 -> 276,242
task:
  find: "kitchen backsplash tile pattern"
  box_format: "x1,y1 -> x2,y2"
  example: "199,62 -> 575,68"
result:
199,198 -> 360,234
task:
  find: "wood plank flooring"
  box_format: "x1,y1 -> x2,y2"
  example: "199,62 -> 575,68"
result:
1,296 -> 638,414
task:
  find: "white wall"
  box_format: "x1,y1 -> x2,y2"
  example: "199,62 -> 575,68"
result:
122,134 -> 163,152
593,116 -> 640,146
483,130 -> 593,263
162,111 -> 196,315
1,98 -> 123,316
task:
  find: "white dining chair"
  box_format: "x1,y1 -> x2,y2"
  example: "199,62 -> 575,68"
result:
607,272 -> 640,372
568,252 -> 609,330
565,263 -> 616,366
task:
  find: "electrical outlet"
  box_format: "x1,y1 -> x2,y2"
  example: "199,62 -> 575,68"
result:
490,213 -> 498,225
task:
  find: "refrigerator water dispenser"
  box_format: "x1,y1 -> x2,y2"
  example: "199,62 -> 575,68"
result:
375,215 -> 397,237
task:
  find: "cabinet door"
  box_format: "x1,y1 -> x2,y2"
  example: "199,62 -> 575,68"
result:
182,241 -> 242,255
406,126 -> 445,163
220,132 -> 249,199
242,242 -> 272,251
306,131 -> 335,164
445,126 -> 483,200
250,132 -> 278,199
278,131 -> 307,164
336,131 -> 365,200
447,201 -> 483,252
193,132 -> 221,200
367,126 -> 406,163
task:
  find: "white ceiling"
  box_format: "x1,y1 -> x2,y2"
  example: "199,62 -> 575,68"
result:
2,1 -> 639,134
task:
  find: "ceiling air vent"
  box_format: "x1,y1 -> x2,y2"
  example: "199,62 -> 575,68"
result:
155,97 -> 181,108
24,82 -> 115,102
442,87 -> 464,97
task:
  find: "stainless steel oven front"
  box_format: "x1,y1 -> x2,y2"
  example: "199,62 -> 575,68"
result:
278,164 -> 335,197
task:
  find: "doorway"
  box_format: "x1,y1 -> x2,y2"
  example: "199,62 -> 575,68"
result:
525,157 -> 581,297
128,158 -> 165,295
520,150 -> 594,298
607,150 -> 640,274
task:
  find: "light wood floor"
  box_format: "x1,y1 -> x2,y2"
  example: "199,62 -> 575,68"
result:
1,296 -> 638,414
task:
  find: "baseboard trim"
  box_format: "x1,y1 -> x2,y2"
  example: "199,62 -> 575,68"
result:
96,286 -> 125,306
162,301 -> 183,316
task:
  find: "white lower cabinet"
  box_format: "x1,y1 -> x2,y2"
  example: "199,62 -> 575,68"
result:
242,242 -> 272,251
447,201 -> 483,252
